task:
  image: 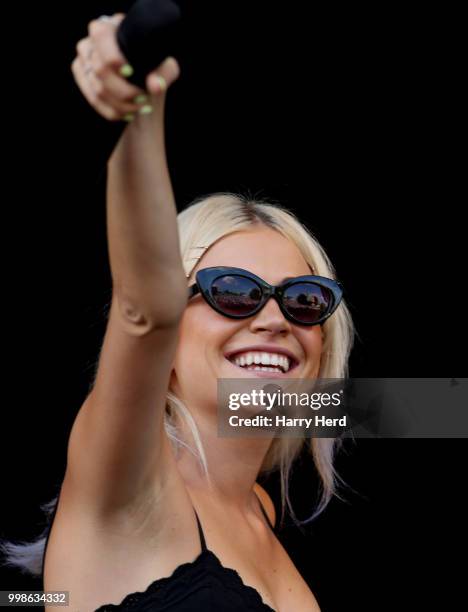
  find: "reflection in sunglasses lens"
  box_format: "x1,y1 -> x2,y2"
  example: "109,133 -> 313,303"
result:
211,275 -> 262,315
283,283 -> 331,323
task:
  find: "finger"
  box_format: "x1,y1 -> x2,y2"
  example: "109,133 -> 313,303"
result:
101,13 -> 126,27
95,64 -> 149,106
72,56 -> 122,122
87,15 -> 130,82
86,18 -> 150,106
76,37 -> 94,63
87,59 -> 146,113
146,57 -> 181,96
77,37 -> 146,113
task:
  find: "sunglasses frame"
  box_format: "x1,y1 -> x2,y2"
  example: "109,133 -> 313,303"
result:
188,266 -> 343,326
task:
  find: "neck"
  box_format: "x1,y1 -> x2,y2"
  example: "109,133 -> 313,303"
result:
175,408 -> 273,512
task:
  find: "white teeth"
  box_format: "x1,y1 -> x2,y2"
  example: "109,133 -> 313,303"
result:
231,351 -> 293,373
247,366 -> 282,372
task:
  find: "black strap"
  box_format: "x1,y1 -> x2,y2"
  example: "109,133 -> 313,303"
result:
193,492 -> 275,554
194,509 -> 207,552
254,492 -> 276,532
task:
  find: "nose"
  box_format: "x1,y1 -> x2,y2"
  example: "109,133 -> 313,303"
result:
249,296 -> 291,335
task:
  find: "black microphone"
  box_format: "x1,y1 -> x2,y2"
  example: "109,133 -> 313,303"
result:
116,0 -> 182,90
88,0 -> 183,164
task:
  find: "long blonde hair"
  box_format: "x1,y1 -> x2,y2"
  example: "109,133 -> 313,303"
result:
0,192 -> 355,578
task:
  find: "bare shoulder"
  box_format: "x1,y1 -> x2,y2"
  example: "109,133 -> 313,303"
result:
43,449 -> 195,611
254,482 -> 276,527
312,591 -> 322,611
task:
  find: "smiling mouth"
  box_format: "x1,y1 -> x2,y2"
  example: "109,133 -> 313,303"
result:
225,351 -> 299,375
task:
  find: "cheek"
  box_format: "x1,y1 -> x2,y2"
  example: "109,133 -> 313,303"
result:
299,327 -> 324,364
172,309 -> 206,382
179,303 -> 226,349
171,304 -> 234,387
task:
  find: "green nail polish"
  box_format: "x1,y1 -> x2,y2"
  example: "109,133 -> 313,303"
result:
120,64 -> 134,77
123,113 -> 135,122
133,94 -> 148,104
139,104 -> 153,115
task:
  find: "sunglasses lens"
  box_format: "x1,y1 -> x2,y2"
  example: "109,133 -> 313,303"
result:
283,282 -> 333,323
210,275 -> 263,316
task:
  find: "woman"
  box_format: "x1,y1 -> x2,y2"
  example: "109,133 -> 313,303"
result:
4,12 -> 355,612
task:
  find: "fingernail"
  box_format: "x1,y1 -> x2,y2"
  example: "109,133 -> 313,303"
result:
120,64 -> 134,77
165,57 -> 178,71
167,57 -> 180,78
123,113 -> 135,122
133,94 -> 148,105
155,75 -> 167,92
139,104 -> 153,115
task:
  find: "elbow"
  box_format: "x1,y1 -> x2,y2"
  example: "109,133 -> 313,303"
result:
112,275 -> 188,337
117,296 -> 186,336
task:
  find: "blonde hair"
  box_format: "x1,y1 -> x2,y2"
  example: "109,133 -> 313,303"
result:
168,192 -> 355,521
0,192 -> 355,578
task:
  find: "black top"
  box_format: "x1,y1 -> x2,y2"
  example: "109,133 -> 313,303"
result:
94,493 -> 277,611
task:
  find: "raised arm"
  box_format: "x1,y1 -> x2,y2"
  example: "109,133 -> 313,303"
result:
107,76 -> 186,330
62,14 -> 186,517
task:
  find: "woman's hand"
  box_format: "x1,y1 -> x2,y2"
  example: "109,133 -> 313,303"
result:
71,13 -> 180,122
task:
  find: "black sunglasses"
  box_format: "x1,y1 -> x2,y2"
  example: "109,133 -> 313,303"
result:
188,267 -> 343,326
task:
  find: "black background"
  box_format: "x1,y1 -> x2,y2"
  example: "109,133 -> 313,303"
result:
0,1 -> 464,610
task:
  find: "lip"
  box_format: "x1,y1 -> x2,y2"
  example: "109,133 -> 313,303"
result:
224,344 -> 300,376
